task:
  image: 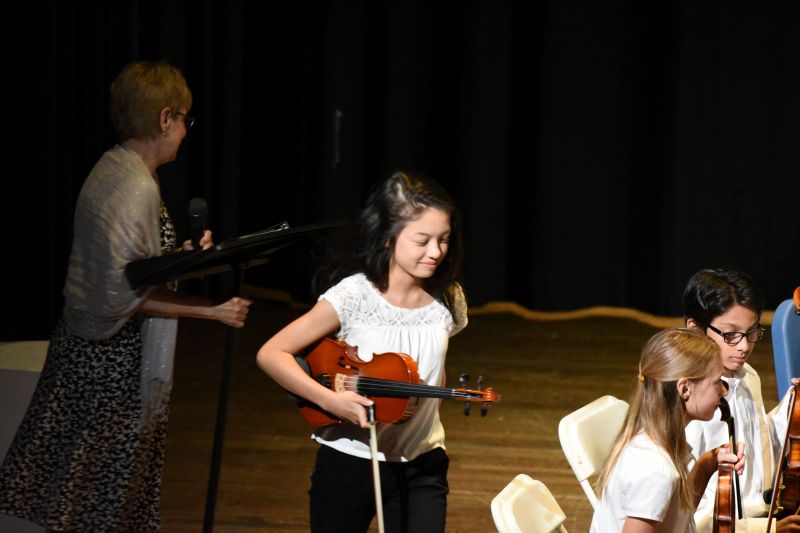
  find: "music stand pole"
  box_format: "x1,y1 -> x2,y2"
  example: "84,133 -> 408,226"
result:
202,262 -> 244,532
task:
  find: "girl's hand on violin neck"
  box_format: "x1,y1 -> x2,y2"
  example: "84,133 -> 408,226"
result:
695,442 -> 745,482
715,442 -> 745,475
323,391 -> 374,428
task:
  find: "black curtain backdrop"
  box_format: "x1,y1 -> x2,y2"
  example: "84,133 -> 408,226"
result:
5,1 -> 799,340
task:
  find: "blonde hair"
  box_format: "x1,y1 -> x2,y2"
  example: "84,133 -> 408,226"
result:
110,60 -> 192,142
595,328 -> 720,510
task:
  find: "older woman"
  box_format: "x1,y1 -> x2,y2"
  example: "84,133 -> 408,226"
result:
0,61 -> 250,531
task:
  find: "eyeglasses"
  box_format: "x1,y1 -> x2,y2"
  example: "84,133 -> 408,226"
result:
706,323 -> 766,346
173,111 -> 195,130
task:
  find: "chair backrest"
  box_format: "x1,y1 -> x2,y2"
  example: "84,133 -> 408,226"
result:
772,297 -> 800,401
558,395 -> 628,509
491,474 -> 567,533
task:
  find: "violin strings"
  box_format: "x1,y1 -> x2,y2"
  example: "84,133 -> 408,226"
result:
352,378 -> 462,398
333,375 -> 486,400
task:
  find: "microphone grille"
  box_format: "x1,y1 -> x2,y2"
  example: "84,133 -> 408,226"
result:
188,197 -> 207,216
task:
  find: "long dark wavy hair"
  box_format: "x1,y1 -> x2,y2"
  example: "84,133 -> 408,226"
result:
313,170 -> 464,316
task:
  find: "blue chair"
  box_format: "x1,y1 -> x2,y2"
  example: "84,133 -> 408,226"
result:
771,296 -> 800,401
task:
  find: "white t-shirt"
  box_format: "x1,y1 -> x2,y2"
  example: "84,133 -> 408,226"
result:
590,432 -> 695,533
686,363 -> 792,533
312,273 -> 467,462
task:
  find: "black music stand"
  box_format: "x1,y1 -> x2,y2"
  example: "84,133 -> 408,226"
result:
126,221 -> 335,532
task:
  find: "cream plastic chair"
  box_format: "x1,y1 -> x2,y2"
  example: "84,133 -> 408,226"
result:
491,474 -> 567,533
558,395 -> 628,508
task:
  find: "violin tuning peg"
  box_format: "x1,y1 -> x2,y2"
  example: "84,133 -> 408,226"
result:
481,402 -> 488,417
464,402 -> 472,417
459,373 -> 469,387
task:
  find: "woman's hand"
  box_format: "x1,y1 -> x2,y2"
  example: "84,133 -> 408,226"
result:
140,289 -> 252,328
211,296 -> 252,328
181,229 -> 213,251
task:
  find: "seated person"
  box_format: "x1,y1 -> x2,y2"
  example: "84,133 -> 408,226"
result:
683,268 -> 800,532
591,328 -> 743,533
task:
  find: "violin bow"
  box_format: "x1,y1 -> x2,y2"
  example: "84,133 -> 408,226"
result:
366,405 -> 385,533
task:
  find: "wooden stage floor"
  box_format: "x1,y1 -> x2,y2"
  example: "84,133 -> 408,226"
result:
160,301 -> 779,532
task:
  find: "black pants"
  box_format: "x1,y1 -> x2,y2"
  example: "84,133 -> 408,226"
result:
309,445 -> 449,533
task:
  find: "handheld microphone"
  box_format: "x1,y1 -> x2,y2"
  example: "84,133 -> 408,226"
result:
188,197 -> 208,250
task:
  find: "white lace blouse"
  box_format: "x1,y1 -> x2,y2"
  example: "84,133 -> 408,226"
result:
313,273 -> 467,462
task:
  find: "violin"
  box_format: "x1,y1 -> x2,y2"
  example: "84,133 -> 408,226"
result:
715,462 -> 736,533
295,338 -> 500,427
714,396 -> 742,533
767,382 -> 800,532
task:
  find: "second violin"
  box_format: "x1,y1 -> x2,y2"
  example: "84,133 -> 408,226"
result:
767,382 -> 800,532
713,395 -> 742,533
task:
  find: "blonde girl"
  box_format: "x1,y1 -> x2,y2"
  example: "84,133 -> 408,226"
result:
591,328 -> 744,533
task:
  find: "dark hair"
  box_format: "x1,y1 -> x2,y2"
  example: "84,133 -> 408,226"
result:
682,268 -> 764,326
314,170 -> 464,314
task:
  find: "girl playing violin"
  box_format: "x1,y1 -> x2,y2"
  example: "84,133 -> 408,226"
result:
591,328 -> 745,533
256,171 -> 467,533
683,268 -> 800,532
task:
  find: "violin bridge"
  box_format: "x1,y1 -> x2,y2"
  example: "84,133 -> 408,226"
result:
333,373 -> 356,393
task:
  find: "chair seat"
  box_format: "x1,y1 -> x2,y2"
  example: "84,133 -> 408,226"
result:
491,474 -> 567,533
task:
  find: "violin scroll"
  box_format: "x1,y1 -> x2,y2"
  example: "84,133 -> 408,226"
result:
457,374 -> 498,417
